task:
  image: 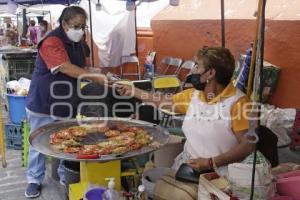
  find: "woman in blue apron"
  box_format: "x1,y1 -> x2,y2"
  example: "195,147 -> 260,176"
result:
25,6 -> 106,198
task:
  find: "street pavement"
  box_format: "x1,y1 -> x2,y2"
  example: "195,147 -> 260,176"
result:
0,149 -> 65,200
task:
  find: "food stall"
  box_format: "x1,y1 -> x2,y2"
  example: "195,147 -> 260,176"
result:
0,0 -> 299,200
29,117 -> 170,199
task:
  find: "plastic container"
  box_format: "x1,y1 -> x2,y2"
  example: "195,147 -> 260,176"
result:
7,58 -> 35,81
277,176 -> 300,198
7,94 -> 26,124
85,188 -> 105,200
4,123 -> 22,150
272,196 -> 296,200
142,168 -> 171,199
64,161 -> 80,195
143,63 -> 154,80
103,178 -> 120,200
154,135 -> 184,168
277,170 -> 300,179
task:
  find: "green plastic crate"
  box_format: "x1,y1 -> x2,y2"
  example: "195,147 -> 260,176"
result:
8,59 -> 35,81
22,120 -> 30,167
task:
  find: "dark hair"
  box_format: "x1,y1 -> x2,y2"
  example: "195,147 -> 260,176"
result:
30,20 -> 36,26
39,20 -> 48,27
58,6 -> 87,25
197,46 -> 235,86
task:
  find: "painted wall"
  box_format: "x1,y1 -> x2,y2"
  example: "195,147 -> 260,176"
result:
150,19 -> 300,108
90,20 -> 300,108
88,0 -> 300,108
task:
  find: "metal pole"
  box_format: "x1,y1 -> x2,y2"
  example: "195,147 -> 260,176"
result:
220,0 -> 225,47
22,9 -> 27,38
16,14 -> 19,43
249,0 -> 267,199
88,0 -> 95,67
133,1 -> 138,57
247,0 -> 264,97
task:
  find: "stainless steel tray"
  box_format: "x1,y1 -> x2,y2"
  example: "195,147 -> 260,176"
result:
29,117 -> 170,162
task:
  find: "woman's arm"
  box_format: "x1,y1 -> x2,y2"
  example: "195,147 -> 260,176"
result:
213,130 -> 255,167
188,130 -> 255,170
39,36 -> 106,85
116,84 -> 174,110
58,61 -> 106,84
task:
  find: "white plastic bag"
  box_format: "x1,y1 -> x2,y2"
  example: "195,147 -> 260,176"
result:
17,78 -> 31,95
6,80 -> 20,93
6,77 -> 31,96
261,105 -> 296,146
228,152 -> 275,200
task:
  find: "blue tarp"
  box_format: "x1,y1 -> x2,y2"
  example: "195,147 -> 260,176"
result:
0,0 -> 80,5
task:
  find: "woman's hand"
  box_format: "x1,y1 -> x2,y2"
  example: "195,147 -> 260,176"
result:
115,83 -> 134,96
187,158 -> 210,170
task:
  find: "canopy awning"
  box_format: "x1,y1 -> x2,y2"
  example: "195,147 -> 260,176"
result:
0,12 -> 16,17
0,0 -> 80,5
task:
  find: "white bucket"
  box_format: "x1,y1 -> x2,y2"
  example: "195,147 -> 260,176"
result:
154,135 -> 184,168
142,168 -> 171,199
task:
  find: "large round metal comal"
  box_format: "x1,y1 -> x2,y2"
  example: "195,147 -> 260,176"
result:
29,117 -> 170,162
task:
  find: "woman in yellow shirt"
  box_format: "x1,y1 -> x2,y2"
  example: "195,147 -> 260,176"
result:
116,46 -> 255,199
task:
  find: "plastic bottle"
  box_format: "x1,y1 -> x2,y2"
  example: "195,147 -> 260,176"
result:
103,178 -> 120,200
143,54 -> 154,80
134,185 -> 147,200
143,63 -> 153,80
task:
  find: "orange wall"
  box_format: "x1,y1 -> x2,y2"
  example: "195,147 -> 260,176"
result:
151,19 -> 300,108
88,19 -> 300,108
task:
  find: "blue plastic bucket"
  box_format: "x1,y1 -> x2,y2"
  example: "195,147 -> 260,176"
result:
7,94 -> 27,124
85,188 -> 105,200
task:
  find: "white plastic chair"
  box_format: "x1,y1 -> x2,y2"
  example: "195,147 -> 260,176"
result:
176,60 -> 196,75
158,57 -> 183,75
120,55 -> 141,80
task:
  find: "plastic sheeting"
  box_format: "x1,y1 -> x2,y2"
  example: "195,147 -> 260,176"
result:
261,104 -> 296,147
80,0 -> 135,67
80,0 -> 169,67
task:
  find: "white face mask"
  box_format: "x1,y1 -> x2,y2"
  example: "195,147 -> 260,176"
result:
66,28 -> 84,42
40,26 -> 46,31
